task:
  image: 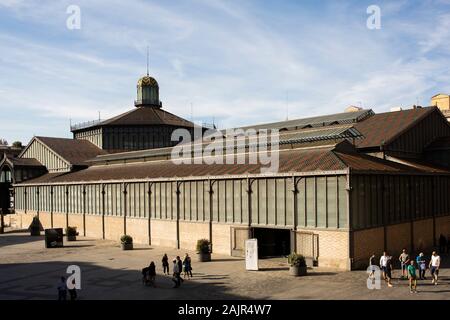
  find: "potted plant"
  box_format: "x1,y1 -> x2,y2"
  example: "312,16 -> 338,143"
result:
120,235 -> 133,250
196,239 -> 211,262
288,252 -> 307,276
29,216 -> 41,236
65,226 -> 78,241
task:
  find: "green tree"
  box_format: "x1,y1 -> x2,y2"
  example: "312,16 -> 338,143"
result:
12,141 -> 22,148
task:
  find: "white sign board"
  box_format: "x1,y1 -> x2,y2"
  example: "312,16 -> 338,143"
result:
245,238 -> 259,271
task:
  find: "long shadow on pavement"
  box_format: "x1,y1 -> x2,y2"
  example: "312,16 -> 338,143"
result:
0,261 -> 248,300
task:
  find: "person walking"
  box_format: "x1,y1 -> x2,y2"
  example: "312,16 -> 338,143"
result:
183,253 -> 193,279
57,277 -> 67,301
416,252 -> 426,280
176,256 -> 184,285
148,261 -> 156,287
172,259 -> 182,288
379,251 -> 389,281
368,253 -> 376,279
380,252 -> 393,287
439,234 -> 447,253
399,249 -> 410,279
162,253 -> 169,275
407,260 -> 418,293
68,278 -> 77,301
385,255 -> 394,287
429,251 -> 441,285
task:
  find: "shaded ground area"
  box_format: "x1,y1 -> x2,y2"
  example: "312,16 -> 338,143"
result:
1,229 -> 449,300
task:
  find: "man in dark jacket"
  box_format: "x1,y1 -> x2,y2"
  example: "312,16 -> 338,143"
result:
176,256 -> 184,285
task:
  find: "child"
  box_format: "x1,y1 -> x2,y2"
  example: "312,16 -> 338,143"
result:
407,260 -> 418,293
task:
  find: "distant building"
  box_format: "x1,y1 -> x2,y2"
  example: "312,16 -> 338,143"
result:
431,93 -> 450,121
344,105 -> 363,113
3,74 -> 450,271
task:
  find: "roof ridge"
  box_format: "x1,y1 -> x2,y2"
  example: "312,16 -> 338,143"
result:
33,137 -> 72,167
100,108 -> 137,125
330,149 -> 349,169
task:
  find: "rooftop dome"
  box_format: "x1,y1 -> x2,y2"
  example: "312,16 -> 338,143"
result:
135,74 -> 160,107
137,75 -> 158,87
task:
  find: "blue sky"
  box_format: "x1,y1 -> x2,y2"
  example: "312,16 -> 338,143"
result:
1,0 -> 450,144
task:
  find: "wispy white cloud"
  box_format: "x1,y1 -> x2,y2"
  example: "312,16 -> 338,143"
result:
1,0 -> 450,143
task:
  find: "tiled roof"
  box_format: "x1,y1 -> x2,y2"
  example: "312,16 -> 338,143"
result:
72,107 -> 195,132
354,107 -> 434,149
229,109 -> 374,132
35,137 -> 107,166
0,147 -> 22,158
19,146 -> 347,184
9,157 -> 43,167
334,152 -> 448,173
18,143 -> 450,185
88,124 -> 362,164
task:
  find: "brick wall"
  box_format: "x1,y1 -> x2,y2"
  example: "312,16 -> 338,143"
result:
38,211 -> 52,229
126,217 -> 149,244
68,214 -> 84,236
296,228 -> 350,270
85,215 -> 103,239
435,216 -> 450,242
8,211 -> 447,271
352,217 -> 443,269
150,219 -> 177,248
13,211 -> 35,229
352,226 -> 384,269
104,216 -> 124,242
179,221 -> 209,251
386,222 -> 411,255
413,218 -> 434,252
52,213 -> 67,229
211,224 -> 231,255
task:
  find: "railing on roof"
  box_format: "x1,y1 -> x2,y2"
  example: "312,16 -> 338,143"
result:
70,119 -> 104,131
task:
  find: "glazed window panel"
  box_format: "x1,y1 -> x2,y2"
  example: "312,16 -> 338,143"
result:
212,182 -> 219,222
305,177 -> 315,227
226,180 -> 234,223
218,180 -> 226,223
234,180 -> 243,224
338,176 -> 347,228
297,178 -> 306,227
192,181 -> 199,221
267,179 -> 276,225
326,176 -> 337,228
316,177 -> 326,228
275,179 -> 286,226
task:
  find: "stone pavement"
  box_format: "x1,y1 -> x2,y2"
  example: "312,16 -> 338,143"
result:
1,229 -> 449,300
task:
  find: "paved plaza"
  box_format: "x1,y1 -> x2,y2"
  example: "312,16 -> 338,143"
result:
0,229 -> 449,300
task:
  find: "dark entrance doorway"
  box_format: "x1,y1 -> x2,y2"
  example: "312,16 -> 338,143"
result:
252,228 -> 291,257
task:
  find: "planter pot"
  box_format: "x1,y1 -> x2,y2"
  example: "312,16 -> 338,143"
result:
289,265 -> 307,276
121,243 -> 133,250
30,229 -> 40,236
197,252 -> 211,262
67,235 -> 76,241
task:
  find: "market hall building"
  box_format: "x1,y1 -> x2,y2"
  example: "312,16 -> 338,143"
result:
3,74 -> 450,270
